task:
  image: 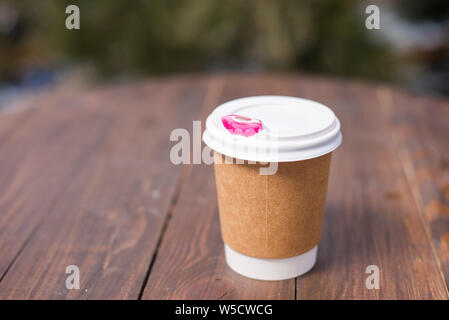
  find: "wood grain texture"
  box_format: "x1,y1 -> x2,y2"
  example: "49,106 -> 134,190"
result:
0,90 -> 111,279
292,79 -> 448,299
0,77 -> 210,299
0,74 -> 447,299
377,88 -> 449,291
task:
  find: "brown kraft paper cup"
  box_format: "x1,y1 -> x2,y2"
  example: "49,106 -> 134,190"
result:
213,151 -> 332,259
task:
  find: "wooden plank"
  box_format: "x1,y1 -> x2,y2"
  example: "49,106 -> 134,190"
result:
0,88 -> 93,148
0,89 -> 113,279
142,75 -> 299,299
1,74 -> 447,300
292,79 -> 448,299
0,108 -> 36,149
0,76 -> 210,299
377,88 -> 449,292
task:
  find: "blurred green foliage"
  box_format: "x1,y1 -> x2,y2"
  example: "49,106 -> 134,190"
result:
2,0 -> 398,82
396,0 -> 449,22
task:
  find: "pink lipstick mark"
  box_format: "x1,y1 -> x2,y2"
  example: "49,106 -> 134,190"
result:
221,115 -> 263,137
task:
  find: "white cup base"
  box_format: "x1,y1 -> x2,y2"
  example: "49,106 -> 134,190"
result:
224,244 -> 318,281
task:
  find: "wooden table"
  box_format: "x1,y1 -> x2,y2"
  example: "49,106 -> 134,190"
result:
0,74 -> 448,300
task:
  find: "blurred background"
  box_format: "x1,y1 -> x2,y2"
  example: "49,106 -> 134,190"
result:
0,0 -> 448,110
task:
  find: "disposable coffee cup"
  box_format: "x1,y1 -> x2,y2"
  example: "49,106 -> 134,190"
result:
203,96 -> 342,280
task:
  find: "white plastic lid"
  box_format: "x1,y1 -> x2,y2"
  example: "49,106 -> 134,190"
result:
203,96 -> 342,162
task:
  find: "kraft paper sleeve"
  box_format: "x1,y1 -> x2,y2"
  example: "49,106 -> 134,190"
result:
213,152 -> 332,259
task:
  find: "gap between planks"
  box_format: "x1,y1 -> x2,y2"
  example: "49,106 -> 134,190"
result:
377,87 -> 449,298
137,164 -> 193,299
0,112 -> 113,283
137,77 -> 225,299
